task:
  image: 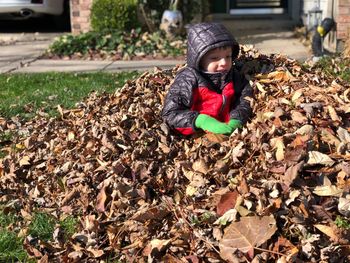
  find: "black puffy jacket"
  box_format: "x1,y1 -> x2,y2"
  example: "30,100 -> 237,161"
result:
161,22 -> 253,135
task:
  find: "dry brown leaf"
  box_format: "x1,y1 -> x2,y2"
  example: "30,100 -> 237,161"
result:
337,127 -> 350,143
307,151 -> 335,166
281,161 -> 304,187
338,195 -> 350,216
96,184 -> 108,213
313,185 -> 343,196
321,129 -> 341,146
327,106 -> 341,122
149,239 -> 171,254
219,216 -> 277,257
217,191 -> 239,216
86,247 -> 104,258
314,224 -> 339,241
132,205 -> 169,222
2,50 -> 350,262
291,110 -> 307,123
192,159 -> 209,174
19,156 -> 31,166
270,137 -> 285,161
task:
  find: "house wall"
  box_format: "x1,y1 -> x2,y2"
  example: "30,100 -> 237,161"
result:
337,0 -> 350,41
301,0 -> 349,52
70,0 -> 349,51
70,0 -> 93,34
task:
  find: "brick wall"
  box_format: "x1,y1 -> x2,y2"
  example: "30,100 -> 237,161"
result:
70,0 -> 93,34
338,0 -> 350,40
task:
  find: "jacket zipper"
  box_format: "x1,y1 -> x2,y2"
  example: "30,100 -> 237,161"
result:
219,94 -> 226,117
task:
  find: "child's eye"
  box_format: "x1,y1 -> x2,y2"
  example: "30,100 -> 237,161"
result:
211,57 -> 219,60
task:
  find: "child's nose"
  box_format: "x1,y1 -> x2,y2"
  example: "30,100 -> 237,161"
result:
219,58 -> 228,66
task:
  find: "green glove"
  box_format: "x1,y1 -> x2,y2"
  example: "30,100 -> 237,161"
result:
195,114 -> 233,135
228,119 -> 242,131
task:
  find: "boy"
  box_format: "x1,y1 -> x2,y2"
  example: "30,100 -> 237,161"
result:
161,22 -> 253,135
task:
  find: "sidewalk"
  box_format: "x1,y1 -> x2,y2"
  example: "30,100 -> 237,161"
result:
0,18 -> 311,74
15,59 -> 184,73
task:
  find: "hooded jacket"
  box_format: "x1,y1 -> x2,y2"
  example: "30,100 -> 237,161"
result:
161,22 -> 253,135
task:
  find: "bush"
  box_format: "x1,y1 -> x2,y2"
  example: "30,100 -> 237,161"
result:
47,29 -> 186,60
91,0 -> 140,32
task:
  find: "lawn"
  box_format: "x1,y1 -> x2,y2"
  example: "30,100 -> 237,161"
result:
0,71 -> 139,119
0,56 -> 350,262
0,71 -> 139,159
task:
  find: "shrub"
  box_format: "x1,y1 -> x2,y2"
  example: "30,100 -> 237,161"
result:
91,0 -> 139,32
47,29 -> 186,60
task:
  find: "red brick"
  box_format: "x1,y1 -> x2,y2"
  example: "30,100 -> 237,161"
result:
338,7 -> 350,15
80,10 -> 91,17
76,17 -> 89,23
80,2 -> 92,9
337,15 -> 350,23
337,31 -> 347,39
339,0 -> 350,5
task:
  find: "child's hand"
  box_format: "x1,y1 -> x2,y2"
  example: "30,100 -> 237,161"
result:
228,119 -> 242,131
195,114 -> 233,135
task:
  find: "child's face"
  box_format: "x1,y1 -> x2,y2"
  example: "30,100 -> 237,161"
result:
200,46 -> 232,73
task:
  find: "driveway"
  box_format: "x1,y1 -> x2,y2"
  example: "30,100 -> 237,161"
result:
0,17 -> 67,73
0,33 -> 63,73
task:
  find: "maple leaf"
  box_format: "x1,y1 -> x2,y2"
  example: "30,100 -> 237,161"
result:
219,216 -> 277,258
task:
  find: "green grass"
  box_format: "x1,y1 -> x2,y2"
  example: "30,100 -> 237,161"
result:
0,211 -> 16,228
314,57 -> 350,82
60,216 -> 78,239
0,210 -> 28,262
0,71 -> 139,120
335,215 -> 350,230
0,229 -> 27,262
28,213 -> 56,241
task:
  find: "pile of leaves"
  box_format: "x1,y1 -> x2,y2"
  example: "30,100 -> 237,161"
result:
1,47 -> 350,262
44,28 -> 186,61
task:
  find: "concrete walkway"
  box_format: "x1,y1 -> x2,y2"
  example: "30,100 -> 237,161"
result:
0,33 -> 62,74
0,18 -> 311,74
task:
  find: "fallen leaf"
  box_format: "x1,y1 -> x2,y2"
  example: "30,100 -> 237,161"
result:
313,185 -> 343,196
96,184 -> 108,213
307,151 -> 335,166
291,111 -> 307,123
86,247 -> 104,258
217,191 -> 239,216
192,159 -> 208,174
314,224 -> 339,241
338,195 -> 350,216
281,161 -> 304,187
219,216 -> 277,257
327,106 -> 341,122
291,90 -> 303,102
214,209 -> 238,225
19,156 -> 31,166
337,127 -> 350,143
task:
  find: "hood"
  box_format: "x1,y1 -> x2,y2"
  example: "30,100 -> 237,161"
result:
186,22 -> 239,70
